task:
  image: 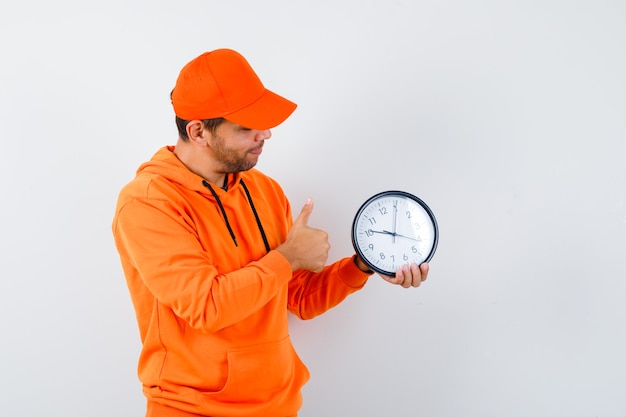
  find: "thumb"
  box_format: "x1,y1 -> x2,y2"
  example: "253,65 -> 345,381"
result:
293,197 -> 314,227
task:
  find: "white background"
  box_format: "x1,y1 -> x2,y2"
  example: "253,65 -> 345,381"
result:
1,1 -> 625,416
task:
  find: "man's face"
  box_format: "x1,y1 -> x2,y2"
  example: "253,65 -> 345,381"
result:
208,120 -> 272,173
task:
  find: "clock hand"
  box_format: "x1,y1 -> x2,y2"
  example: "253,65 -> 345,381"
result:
392,201 -> 398,244
382,229 -> 419,242
369,229 -> 419,242
369,229 -> 395,236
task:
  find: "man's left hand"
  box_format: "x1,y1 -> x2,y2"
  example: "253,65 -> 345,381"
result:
383,262 -> 429,288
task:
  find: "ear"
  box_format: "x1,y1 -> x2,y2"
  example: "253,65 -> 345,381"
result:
186,120 -> 209,146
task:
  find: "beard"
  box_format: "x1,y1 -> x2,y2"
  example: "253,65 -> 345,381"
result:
212,135 -> 262,173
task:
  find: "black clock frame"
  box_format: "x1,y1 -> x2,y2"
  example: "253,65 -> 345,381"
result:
351,190 -> 439,276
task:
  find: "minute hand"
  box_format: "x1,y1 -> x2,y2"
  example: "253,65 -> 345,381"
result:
382,229 -> 419,242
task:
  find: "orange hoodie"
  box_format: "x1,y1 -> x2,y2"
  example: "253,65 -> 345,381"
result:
112,146 -> 370,417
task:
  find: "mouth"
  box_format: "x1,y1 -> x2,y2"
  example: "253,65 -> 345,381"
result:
249,144 -> 263,155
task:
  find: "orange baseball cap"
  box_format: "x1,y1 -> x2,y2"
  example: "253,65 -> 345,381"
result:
171,49 -> 297,130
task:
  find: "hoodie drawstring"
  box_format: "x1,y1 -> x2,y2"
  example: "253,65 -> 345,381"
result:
202,180 -> 238,247
239,179 -> 271,253
201,179 -> 271,254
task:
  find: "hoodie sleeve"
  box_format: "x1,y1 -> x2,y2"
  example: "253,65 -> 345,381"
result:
287,256 -> 371,320
113,196 -> 293,334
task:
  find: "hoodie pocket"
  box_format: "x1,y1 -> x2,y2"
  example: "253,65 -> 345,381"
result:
199,336 -> 306,404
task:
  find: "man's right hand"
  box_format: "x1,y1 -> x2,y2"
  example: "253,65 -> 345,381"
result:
275,198 -> 330,272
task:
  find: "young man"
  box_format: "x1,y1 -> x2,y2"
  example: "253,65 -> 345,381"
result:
112,48 -> 429,417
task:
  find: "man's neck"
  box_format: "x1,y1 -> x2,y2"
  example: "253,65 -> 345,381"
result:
173,141 -> 226,187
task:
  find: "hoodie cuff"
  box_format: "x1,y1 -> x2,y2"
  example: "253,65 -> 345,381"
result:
337,255 -> 372,288
262,249 -> 294,284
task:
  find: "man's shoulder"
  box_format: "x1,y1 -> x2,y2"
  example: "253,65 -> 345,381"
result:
117,171 -> 175,202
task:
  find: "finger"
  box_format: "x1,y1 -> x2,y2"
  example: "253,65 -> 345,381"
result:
396,265 -> 412,288
419,262 -> 429,282
293,197 -> 314,227
409,263 -> 422,287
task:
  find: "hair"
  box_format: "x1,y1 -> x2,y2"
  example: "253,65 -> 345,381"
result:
175,116 -> 225,141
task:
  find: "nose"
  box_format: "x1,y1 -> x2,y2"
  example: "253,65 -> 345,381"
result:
256,129 -> 271,141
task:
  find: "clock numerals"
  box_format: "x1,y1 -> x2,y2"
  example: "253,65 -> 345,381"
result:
357,235 -> 429,270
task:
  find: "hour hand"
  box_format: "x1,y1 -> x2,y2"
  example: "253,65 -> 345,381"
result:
369,229 -> 394,236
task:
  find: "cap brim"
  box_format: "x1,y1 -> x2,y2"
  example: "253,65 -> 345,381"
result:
223,89 -> 297,130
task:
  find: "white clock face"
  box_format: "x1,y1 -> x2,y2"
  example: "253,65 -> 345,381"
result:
352,191 -> 438,276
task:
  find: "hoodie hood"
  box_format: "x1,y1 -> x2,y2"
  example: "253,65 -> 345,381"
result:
136,146 -> 241,195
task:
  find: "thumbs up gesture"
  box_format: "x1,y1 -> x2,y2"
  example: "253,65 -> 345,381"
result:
276,198 -> 330,272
